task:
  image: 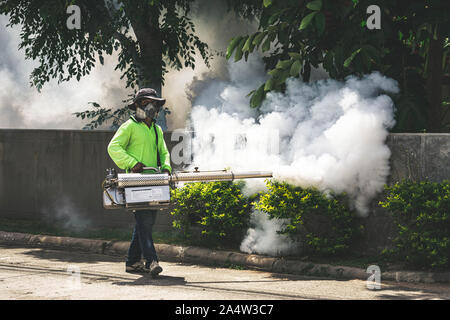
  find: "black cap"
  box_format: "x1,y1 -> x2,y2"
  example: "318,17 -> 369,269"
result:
127,88 -> 166,110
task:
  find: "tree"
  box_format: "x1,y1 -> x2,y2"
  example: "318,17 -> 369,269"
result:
0,0 -> 212,130
226,0 -> 450,132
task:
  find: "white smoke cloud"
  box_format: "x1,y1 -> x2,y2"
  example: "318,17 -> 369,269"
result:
0,1 -> 257,131
44,196 -> 91,232
240,210 -> 298,256
163,0 -> 258,129
0,15 -> 130,130
187,55 -> 399,255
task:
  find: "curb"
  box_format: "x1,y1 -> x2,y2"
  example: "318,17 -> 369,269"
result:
1,231 -> 449,284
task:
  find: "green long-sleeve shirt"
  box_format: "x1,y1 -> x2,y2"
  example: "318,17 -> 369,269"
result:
107,116 -> 172,173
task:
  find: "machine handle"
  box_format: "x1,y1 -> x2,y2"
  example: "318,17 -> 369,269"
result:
142,167 -> 160,173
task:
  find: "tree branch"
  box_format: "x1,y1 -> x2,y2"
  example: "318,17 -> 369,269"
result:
112,31 -> 140,62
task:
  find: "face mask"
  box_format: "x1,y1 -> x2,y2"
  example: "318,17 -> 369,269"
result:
135,107 -> 146,120
143,102 -> 160,120
136,102 -> 160,120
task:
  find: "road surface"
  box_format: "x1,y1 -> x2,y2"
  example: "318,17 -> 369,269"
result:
0,244 -> 449,300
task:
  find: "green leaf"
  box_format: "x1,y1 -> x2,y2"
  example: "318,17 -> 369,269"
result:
268,10 -> 282,25
288,52 -> 302,60
275,69 -> 291,85
314,12 -> 325,34
264,77 -> 275,91
226,36 -> 242,60
299,12 -> 317,30
306,0 -> 322,11
89,102 -> 101,108
275,59 -> 294,70
246,89 -> 256,97
242,34 -> 256,52
277,28 -> 289,44
234,37 -> 247,62
261,36 -> 272,52
323,51 -> 334,72
267,68 -> 282,77
253,32 -> 267,47
263,0 -> 273,8
250,84 -> 265,108
290,60 -> 302,76
343,48 -> 361,68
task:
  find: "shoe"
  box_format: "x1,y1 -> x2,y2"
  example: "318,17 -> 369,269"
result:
125,261 -> 148,273
149,261 -> 163,277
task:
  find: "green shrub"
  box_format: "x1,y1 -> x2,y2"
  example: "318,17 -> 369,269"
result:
170,181 -> 252,247
254,180 -> 362,257
379,180 -> 450,270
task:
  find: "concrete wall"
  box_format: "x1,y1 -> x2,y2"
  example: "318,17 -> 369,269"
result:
356,133 -> 450,255
0,129 -> 182,232
387,133 -> 450,183
0,130 -> 449,254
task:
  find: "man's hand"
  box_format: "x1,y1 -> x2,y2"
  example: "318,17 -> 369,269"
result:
131,162 -> 144,173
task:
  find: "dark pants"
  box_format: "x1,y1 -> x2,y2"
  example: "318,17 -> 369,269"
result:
126,210 -> 158,267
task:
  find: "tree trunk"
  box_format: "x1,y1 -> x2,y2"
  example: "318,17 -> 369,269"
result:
425,31 -> 444,132
130,11 -> 162,92
129,6 -> 168,130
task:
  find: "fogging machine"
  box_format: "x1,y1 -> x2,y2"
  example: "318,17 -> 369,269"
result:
102,167 -> 272,210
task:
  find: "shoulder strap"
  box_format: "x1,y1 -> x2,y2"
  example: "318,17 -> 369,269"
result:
153,121 -> 161,167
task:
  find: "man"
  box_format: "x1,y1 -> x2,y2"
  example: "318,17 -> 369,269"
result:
107,88 -> 172,276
